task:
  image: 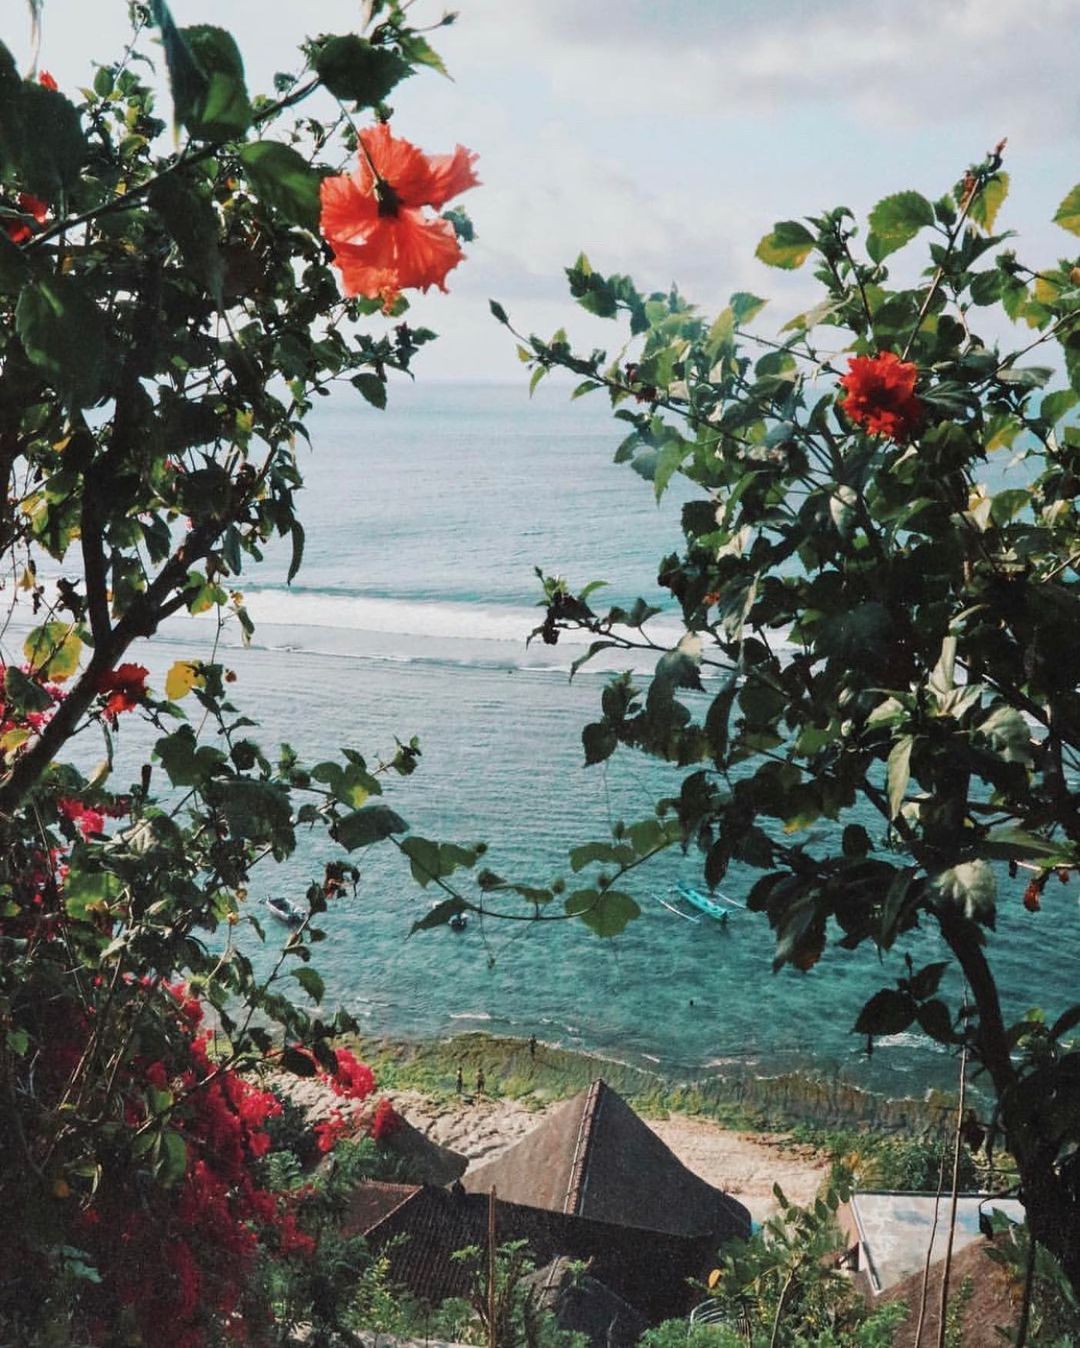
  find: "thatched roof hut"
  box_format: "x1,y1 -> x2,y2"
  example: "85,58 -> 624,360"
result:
460,1079 -> 750,1241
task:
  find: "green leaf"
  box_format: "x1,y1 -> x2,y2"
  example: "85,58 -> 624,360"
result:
16,274 -> 108,407
1053,183 -> 1080,237
4,665 -> 53,713
754,221 -> 814,270
315,35 -> 411,105
352,372 -> 387,409
729,291 -> 767,325
411,896 -> 467,934
582,720 -> 617,766
916,1000 -> 955,1044
854,988 -> 915,1036
333,804 -> 408,849
866,191 -> 934,260
157,1130 -> 188,1186
179,25 -> 251,142
887,735 -> 913,820
150,174 -> 224,305
239,140 -> 322,230
293,967 -> 324,1004
149,0 -> 209,135
64,868 -> 123,920
398,31 -> 449,78
0,229 -> 30,294
565,887 -> 640,937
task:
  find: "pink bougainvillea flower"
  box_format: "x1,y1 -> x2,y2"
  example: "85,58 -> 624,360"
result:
320,122 -> 479,308
38,70 -> 58,90
5,192 -> 48,244
839,351 -> 922,441
97,662 -> 149,721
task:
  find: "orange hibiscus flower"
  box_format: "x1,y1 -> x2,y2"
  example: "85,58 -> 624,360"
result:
320,123 -> 479,308
839,351 -> 922,441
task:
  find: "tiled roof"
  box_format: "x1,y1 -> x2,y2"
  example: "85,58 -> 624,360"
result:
349,1182 -> 718,1323
461,1079 -> 750,1242
344,1180 -> 422,1236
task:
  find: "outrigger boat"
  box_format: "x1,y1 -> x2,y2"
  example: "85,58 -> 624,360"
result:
265,896 -> 305,927
656,882 -> 745,924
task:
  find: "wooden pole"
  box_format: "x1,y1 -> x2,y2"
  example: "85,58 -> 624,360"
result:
488,1186 -> 497,1348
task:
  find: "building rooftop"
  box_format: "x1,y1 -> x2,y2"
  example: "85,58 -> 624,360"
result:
846,1191 -> 1024,1294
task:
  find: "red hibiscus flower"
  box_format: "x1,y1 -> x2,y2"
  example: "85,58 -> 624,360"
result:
320,122 -> 479,308
5,192 -> 48,244
97,663 -> 149,720
839,351 -> 922,440
38,70 -> 58,90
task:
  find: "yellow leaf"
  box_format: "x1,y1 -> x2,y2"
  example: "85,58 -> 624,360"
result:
165,660 -> 203,701
23,622 -> 81,681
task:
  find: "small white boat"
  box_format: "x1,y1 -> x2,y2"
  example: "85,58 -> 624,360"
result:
265,896 -> 305,927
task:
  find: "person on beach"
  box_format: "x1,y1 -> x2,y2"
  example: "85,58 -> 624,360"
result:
476,1067 -> 485,1098
456,1065 -> 463,1095
528,1035 -> 537,1059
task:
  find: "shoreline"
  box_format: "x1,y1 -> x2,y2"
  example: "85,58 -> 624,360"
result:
356,1030 -> 962,1139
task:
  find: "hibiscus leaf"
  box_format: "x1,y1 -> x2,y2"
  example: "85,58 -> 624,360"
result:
565,888 -> 640,937
755,221 -> 814,270
332,804 -> 408,850
16,275 -> 108,408
866,191 -> 934,261
18,84 -> 86,199
179,26 -> 251,143
149,174 -> 224,305
315,35 -> 411,106
1053,183 -> 1080,238
352,373 -> 387,409
854,988 -> 916,1037
969,172 -> 1009,234
148,0 -> 208,134
238,140 -> 321,231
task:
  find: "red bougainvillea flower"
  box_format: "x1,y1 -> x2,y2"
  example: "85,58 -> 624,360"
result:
4,192 -> 47,244
371,1095 -> 401,1142
38,70 -> 58,90
839,351 -> 922,440
57,796 -> 106,839
97,662 -> 149,721
320,122 -> 479,308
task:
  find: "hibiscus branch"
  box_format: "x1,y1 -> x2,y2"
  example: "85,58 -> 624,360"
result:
28,77 -> 322,251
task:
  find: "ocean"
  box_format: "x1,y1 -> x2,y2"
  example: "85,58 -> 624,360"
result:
54,382 -> 1080,1097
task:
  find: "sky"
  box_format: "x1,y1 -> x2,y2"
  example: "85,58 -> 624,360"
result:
9,0 -> 1080,380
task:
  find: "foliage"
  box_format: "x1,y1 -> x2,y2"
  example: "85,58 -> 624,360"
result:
983,1214 -> 1080,1346
694,1173 -> 908,1346
0,1 -> 470,1342
450,1239 -> 587,1348
497,146 -> 1080,1290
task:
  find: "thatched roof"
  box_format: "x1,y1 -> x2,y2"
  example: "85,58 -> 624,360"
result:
344,1180 -> 717,1323
461,1079 -> 749,1241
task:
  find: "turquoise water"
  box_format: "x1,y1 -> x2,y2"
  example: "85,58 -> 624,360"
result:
92,383 -> 1080,1097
